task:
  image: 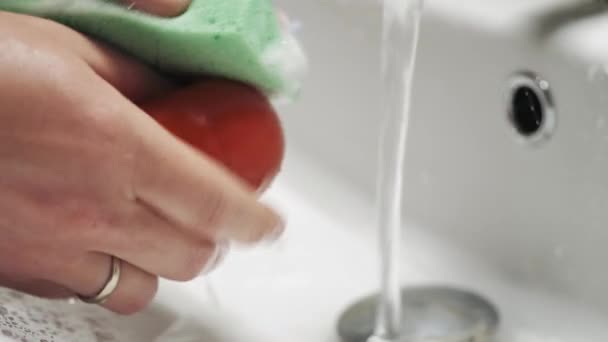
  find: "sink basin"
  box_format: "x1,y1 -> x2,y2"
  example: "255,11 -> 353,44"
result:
266,0 -> 608,340
149,1 -> 608,340
3,1 -> 608,341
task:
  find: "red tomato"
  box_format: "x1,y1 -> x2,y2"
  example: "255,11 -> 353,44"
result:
139,79 -> 285,192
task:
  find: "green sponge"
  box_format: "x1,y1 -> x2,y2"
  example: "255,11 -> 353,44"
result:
0,0 -> 306,97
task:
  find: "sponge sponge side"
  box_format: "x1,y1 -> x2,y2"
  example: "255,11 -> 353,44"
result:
0,0 -> 296,95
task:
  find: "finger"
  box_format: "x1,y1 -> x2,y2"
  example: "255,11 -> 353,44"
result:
2,10 -> 173,102
54,253 -> 158,315
129,111 -> 285,244
0,279 -> 71,299
79,39 -> 175,102
116,0 -> 192,17
72,34 -> 175,102
97,205 -> 227,281
100,261 -> 158,315
73,64 -> 284,245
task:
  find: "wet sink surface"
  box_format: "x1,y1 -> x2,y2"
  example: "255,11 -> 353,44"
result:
121,148 -> 608,342
133,0 -> 608,339
0,149 -> 605,341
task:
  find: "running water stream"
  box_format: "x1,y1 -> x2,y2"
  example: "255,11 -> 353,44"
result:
370,0 -> 424,341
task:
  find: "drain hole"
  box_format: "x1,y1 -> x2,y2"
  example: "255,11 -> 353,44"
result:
510,86 -> 543,136
506,72 -> 556,145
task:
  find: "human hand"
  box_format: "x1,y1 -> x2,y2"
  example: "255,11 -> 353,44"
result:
0,11 -> 283,314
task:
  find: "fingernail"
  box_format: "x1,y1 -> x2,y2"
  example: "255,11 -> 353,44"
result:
263,217 -> 286,243
201,243 -> 229,275
217,203 -> 286,244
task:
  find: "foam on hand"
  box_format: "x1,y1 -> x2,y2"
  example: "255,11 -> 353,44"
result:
0,0 -> 307,99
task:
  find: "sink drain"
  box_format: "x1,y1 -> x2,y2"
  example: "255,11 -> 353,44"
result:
507,71 -> 556,145
337,286 -> 500,342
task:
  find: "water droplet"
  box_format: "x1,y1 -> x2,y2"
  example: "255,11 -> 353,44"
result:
553,245 -> 565,259
596,116 -> 606,129
588,63 -> 608,82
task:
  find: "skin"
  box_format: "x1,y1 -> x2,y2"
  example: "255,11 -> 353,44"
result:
0,0 -> 284,315
116,0 -> 192,17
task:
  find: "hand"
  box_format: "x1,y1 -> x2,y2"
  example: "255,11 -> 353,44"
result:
0,11 -> 283,314
117,0 -> 192,17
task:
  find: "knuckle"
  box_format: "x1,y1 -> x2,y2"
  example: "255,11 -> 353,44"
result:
58,199 -> 107,230
72,208 -> 122,246
29,195 -> 101,241
77,206 -> 137,250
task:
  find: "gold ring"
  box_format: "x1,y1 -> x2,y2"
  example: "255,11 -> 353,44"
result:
77,256 -> 121,304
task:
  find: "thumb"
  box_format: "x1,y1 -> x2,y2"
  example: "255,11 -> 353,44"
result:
117,0 -> 192,17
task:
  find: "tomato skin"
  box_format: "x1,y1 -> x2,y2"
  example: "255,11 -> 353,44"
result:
139,79 -> 285,191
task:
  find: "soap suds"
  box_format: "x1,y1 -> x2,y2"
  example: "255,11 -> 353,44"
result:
262,26 -> 308,104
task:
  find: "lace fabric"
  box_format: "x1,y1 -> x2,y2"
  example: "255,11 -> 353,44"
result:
0,241 -> 289,342
0,280 -> 228,342
0,287 -> 124,342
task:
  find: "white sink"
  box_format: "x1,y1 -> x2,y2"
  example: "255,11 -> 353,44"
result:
140,0 -> 608,341
4,1 -> 608,341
